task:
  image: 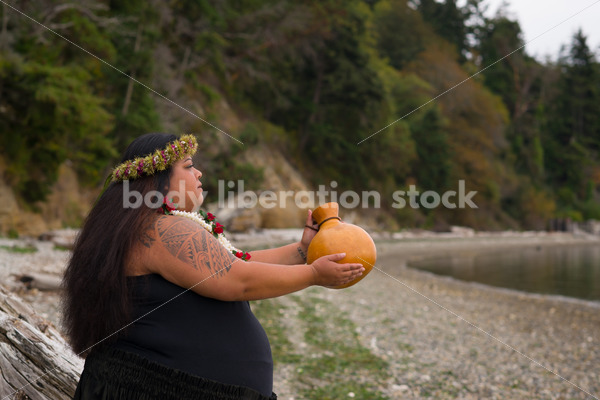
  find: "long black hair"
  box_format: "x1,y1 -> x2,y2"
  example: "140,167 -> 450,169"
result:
62,133 -> 177,356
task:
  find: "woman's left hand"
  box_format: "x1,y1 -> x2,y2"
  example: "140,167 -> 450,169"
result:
300,209 -> 319,251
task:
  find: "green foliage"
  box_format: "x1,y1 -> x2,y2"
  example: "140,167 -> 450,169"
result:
231,1 -> 388,190
416,0 -> 470,59
410,107 -> 451,190
250,298 -> 301,365
544,31 -> 600,203
1,0 -> 598,229
196,83 -> 221,106
507,183 -> 556,230
253,291 -> 390,399
381,71 -> 450,190
476,15 -> 551,189
373,0 -> 431,69
404,42 -> 512,218
201,159 -> 264,195
196,128 -> 265,195
103,3 -> 162,151
295,294 -> 389,399
477,16 -> 525,111
53,244 -> 71,251
0,244 -> 37,253
239,122 -> 261,146
0,56 -> 115,201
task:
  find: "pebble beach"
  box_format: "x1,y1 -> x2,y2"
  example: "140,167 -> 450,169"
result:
1,231 -> 599,399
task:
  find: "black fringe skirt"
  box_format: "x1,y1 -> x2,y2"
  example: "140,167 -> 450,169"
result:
73,347 -> 277,400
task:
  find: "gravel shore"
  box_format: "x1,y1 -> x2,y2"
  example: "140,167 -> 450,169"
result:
1,231 -> 599,399
307,251 -> 599,399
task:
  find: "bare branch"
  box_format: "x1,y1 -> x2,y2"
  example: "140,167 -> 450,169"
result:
33,2 -> 121,39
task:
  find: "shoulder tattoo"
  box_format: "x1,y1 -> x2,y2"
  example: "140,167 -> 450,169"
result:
138,217 -> 157,248
155,217 -> 236,276
139,229 -> 155,248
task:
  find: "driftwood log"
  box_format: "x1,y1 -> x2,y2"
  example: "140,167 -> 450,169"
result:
0,285 -> 83,399
13,274 -> 63,291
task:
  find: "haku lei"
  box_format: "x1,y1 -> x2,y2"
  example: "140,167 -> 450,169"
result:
111,134 -> 198,182
161,200 -> 251,261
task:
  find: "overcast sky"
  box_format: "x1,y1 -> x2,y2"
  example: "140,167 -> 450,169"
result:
480,0 -> 600,60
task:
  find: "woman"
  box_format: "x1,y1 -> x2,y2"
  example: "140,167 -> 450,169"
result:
62,133 -> 364,400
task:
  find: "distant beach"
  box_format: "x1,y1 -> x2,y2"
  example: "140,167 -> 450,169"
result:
249,230 -> 600,399
1,231 -> 599,399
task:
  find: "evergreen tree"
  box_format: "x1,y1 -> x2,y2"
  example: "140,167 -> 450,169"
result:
373,0 -> 431,70
410,107 -> 450,190
416,0 -> 469,59
0,3 -> 116,201
544,30 -> 599,205
477,15 -> 546,184
477,16 -> 524,112
105,0 -> 162,151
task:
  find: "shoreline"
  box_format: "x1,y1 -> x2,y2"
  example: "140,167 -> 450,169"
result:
1,231 -> 599,399
264,233 -> 600,398
1,230 -> 599,325
291,261 -> 600,399
241,230 -> 600,398
410,266 -> 600,310
373,232 -> 600,306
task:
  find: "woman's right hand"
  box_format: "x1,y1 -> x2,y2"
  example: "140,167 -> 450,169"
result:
310,253 -> 365,287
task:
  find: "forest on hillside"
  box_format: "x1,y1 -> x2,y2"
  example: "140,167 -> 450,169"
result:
0,0 -> 599,230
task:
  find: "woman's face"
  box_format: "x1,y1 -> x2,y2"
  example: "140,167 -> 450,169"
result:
168,156 -> 203,212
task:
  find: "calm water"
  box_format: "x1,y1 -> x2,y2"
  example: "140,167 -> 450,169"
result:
407,244 -> 600,302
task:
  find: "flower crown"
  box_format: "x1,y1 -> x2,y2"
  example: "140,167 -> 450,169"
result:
111,134 -> 198,182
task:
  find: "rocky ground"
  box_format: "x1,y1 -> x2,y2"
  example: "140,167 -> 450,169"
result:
1,230 -> 599,399
0,235 -> 72,326
253,232 -> 600,400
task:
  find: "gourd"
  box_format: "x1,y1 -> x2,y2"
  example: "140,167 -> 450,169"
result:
306,202 -> 376,288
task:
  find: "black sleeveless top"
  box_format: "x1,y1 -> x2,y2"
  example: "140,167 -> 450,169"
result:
112,274 -> 273,397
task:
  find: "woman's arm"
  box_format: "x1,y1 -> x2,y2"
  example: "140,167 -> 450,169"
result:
142,216 -> 363,301
249,210 -> 318,265
249,242 -> 308,265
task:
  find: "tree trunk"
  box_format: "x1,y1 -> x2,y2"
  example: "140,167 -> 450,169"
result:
15,273 -> 63,291
299,61 -> 323,152
0,286 -> 83,400
1,3 -> 8,48
121,23 -> 144,116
